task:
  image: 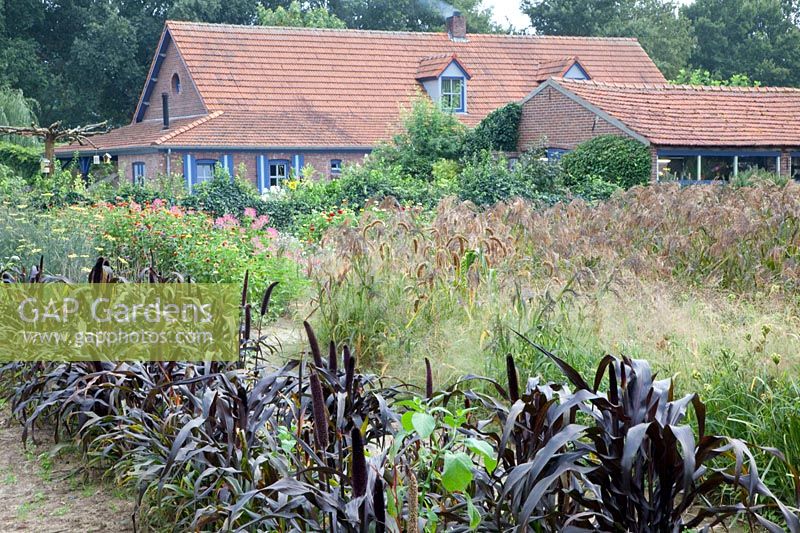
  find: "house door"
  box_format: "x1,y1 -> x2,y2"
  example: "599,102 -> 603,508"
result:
268,160 -> 289,188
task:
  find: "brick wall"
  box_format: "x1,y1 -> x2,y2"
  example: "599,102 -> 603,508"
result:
139,39 -> 206,123
118,152 -> 166,183
125,149 -> 370,188
518,86 -> 628,151
781,150 -> 792,177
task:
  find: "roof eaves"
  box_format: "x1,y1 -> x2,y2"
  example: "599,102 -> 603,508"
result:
131,26 -> 170,125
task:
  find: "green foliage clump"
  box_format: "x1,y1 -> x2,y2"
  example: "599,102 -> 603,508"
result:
0,142 -> 40,181
257,0 -> 346,28
561,135 -> 650,192
0,87 -> 39,146
671,68 -> 760,87
376,98 -> 466,181
97,201 -> 305,313
458,150 -> 563,206
458,151 -> 519,206
181,170 -> 266,218
462,103 -> 522,156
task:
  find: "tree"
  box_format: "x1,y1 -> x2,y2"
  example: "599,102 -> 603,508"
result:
521,0 -> 695,79
331,0 -> 499,33
0,121 -> 108,174
683,0 -> 800,86
257,1 -> 346,28
671,68 -> 760,87
0,87 -> 39,147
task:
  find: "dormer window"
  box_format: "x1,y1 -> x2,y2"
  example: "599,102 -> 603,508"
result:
534,57 -> 591,83
441,77 -> 465,112
417,53 -> 471,114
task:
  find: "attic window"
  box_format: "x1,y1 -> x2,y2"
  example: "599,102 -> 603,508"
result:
441,77 -> 465,112
172,73 -> 181,95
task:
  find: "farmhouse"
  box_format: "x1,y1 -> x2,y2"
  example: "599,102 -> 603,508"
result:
518,78 -> 800,181
55,13 -> 666,190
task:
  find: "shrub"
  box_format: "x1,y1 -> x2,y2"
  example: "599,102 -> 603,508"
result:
261,177 -> 343,231
462,102 -> 522,156
376,97 -> 466,181
97,201 -> 306,314
181,170 -> 266,218
458,150 -> 519,206
0,142 -> 41,182
457,150 -> 564,206
0,163 -> 26,197
561,135 -> 651,190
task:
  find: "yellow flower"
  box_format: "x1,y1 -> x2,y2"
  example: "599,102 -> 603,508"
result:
287,180 -> 299,191
117,257 -> 129,265
67,253 -> 78,259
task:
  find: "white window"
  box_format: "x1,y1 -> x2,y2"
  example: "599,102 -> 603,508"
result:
269,161 -> 288,187
331,159 -> 342,175
195,160 -> 216,184
441,77 -> 464,112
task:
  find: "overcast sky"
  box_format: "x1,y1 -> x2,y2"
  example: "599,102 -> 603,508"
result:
484,0 -> 695,32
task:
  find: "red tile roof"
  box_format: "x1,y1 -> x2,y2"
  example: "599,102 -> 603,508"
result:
416,54 -> 471,80
546,78 -> 800,147
58,21 -> 665,154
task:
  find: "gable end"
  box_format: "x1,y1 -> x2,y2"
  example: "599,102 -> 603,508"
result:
133,28 -> 206,124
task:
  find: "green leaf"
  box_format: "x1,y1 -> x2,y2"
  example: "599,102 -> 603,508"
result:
467,498 -> 481,530
465,437 -> 497,474
401,411 -> 415,432
441,452 -> 473,493
411,412 -> 436,439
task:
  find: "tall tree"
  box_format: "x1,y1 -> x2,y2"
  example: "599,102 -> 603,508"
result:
521,0 -> 695,79
332,0 -> 498,33
683,0 -> 800,86
258,1 -> 346,28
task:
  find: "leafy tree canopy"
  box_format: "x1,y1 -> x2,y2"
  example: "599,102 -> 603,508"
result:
521,0 -> 695,79
683,0 -> 800,86
257,1 -> 346,28
671,68 -> 760,87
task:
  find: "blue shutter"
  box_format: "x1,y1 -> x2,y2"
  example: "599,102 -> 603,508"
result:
256,155 -> 270,193
298,154 -> 305,177
256,155 -> 264,193
183,154 -> 195,193
222,154 -> 234,180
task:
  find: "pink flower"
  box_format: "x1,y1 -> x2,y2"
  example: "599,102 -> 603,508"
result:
151,198 -> 165,210
250,215 -> 269,231
266,227 -> 279,239
169,206 -> 183,217
214,213 -> 240,229
244,207 -> 257,219
251,236 -> 265,252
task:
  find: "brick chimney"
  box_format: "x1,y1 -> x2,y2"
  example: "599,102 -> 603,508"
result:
446,11 -> 467,42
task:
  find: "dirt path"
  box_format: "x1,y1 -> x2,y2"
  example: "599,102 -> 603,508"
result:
0,407 -> 134,533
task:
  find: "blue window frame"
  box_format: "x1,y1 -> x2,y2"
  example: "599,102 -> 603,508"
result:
330,159 -> 342,175
441,77 -> 465,112
132,162 -> 146,184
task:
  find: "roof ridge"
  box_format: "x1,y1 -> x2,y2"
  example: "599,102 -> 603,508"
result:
556,77 -> 800,92
154,111 -> 224,145
164,20 -> 641,41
